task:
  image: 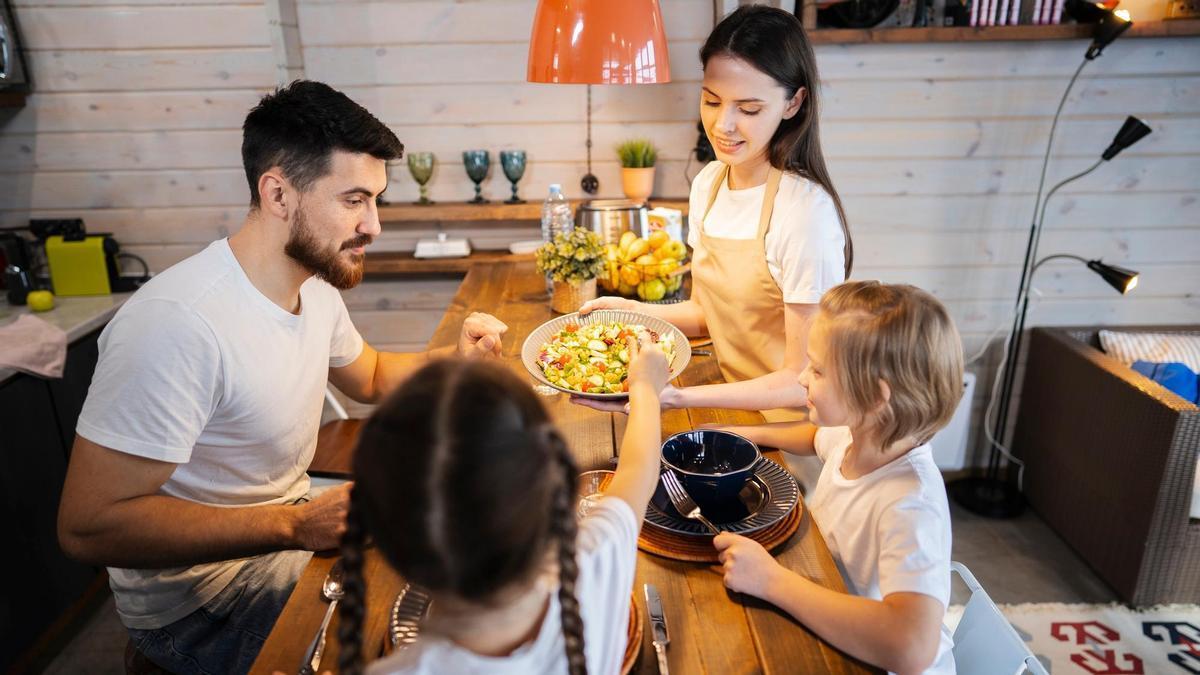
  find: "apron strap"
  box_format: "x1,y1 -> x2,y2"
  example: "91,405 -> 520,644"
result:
701,164 -> 783,244
756,167 -> 783,242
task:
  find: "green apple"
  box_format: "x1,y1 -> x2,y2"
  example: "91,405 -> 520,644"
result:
27,290 -> 55,312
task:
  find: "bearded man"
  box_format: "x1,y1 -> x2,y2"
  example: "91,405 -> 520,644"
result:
56,81 -> 507,674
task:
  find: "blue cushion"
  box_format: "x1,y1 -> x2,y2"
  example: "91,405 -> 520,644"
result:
1131,360 -> 1200,404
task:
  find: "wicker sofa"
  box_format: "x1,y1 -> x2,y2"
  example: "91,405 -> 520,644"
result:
1013,325 -> 1200,606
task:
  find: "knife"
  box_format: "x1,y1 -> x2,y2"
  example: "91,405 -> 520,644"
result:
644,583 -> 670,675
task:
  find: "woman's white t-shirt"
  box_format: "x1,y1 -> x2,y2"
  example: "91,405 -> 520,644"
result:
368,497 -> 639,675
687,161 -> 846,304
807,426 -> 956,675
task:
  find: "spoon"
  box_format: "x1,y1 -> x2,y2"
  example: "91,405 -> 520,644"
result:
299,560 -> 345,675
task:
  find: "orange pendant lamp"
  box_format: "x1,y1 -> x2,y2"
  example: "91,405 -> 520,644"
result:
527,0 -> 672,85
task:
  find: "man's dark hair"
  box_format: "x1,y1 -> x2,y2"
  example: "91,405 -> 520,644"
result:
242,80 -> 403,207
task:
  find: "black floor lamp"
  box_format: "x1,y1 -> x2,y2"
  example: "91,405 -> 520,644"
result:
949,8 -> 1152,518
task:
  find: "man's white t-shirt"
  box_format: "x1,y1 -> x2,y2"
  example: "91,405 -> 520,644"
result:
367,497 -> 639,675
687,161 -> 845,304
807,426 -> 956,675
76,238 -> 363,629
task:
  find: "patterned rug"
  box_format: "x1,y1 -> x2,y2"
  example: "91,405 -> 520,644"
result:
945,603 -> 1200,674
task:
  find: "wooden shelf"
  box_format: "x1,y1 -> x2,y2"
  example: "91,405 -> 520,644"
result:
364,250 -> 533,276
807,18 -> 1200,44
377,198 -> 688,223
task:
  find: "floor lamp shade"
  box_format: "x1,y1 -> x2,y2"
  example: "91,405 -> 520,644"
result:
1087,259 -> 1139,293
1102,116 -> 1153,160
527,0 -> 672,84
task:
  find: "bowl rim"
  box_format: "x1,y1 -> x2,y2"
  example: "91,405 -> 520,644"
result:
660,429 -> 762,479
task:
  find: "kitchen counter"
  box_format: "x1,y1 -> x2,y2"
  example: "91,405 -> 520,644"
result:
0,293 -> 131,383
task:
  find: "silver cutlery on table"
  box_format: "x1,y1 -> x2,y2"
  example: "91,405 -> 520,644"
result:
661,469 -> 721,534
389,583 -> 433,651
644,583 -> 670,675
298,560 -> 344,675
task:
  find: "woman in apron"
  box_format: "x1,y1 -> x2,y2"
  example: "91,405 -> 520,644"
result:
576,6 -> 852,486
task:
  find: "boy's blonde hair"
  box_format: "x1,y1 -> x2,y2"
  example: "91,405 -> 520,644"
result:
819,281 -> 964,451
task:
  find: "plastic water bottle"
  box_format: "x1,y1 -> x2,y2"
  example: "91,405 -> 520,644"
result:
540,183 -> 574,295
541,183 -> 574,244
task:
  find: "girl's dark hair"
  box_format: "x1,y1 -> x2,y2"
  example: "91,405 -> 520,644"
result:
337,360 -> 586,675
242,79 -> 404,207
701,5 -> 853,279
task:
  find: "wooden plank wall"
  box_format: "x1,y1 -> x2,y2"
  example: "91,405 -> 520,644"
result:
0,0 -> 274,268
1,0 -> 1197,463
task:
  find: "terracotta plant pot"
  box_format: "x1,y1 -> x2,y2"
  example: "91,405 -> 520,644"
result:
620,167 -> 655,205
551,278 -> 597,314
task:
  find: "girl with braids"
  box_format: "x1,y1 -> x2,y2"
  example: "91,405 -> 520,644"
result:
576,5 -> 852,492
337,334 -> 669,675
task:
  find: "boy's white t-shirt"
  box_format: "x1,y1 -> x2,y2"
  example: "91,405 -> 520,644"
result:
76,238 -> 364,629
687,160 -> 845,304
368,497 -> 639,675
807,426 -> 956,675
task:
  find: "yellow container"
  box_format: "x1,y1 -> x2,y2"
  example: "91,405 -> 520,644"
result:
46,235 -> 111,296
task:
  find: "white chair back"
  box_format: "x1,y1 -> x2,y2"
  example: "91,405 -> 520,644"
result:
324,386 -> 350,421
950,562 -> 1049,675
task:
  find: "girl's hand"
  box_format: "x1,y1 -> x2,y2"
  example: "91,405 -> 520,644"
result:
577,296 -> 634,316
626,333 -> 670,395
714,532 -> 780,598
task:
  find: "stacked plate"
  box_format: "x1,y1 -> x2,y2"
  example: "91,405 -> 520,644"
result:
639,458 -> 803,563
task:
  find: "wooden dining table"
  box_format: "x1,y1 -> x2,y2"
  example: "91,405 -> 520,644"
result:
250,259 -> 880,674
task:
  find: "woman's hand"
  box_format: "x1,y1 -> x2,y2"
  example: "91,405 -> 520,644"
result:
714,532 -> 782,598
577,295 -> 635,316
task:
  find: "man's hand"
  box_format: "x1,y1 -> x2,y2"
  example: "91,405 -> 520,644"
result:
714,532 -> 782,598
457,312 -> 508,358
291,482 -> 353,551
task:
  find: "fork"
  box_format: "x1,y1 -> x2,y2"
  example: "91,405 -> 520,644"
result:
390,583 -> 433,651
660,469 -> 720,535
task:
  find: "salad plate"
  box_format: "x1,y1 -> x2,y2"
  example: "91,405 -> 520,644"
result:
521,309 -> 691,400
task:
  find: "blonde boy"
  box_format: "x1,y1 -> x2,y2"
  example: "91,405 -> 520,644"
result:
712,281 -> 963,675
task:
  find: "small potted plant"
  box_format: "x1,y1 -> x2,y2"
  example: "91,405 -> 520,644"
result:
616,139 -> 658,205
536,228 -> 607,314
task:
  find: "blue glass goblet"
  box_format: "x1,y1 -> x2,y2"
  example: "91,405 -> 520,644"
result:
500,150 -> 527,204
462,150 -> 490,204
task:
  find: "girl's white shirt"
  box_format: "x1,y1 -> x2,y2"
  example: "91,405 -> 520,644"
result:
367,497 -> 639,675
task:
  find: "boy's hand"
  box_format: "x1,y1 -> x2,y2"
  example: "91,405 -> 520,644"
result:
714,532 -> 780,598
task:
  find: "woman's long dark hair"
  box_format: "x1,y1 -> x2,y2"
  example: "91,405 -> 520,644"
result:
336,360 -> 586,675
702,5 -> 853,279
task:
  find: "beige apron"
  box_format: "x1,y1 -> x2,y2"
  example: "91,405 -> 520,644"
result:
690,164 -> 819,487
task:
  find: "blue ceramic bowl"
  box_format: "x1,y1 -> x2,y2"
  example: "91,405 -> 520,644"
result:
661,430 -> 761,508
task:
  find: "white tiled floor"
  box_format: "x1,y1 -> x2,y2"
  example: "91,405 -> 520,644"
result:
40,500 -> 1117,674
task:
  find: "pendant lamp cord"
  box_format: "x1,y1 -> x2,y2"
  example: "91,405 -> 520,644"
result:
586,84 -> 593,176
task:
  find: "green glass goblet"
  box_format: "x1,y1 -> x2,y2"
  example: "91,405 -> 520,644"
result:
462,150 -> 490,204
500,150 -> 527,204
407,152 -> 435,205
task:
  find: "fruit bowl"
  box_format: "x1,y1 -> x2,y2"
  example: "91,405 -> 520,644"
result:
599,230 -> 689,302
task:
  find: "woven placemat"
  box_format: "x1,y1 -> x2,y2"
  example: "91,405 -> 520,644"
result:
638,499 -> 803,563
621,593 -> 642,675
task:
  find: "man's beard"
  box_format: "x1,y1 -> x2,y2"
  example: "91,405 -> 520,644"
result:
283,206 -> 370,290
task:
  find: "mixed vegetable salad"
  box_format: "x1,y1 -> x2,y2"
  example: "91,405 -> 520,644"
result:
536,321 -> 674,394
